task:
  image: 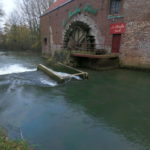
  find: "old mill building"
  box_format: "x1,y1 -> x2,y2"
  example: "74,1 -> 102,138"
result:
40,0 -> 150,69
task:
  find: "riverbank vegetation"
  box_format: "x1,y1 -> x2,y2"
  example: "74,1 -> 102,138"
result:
0,128 -> 30,150
0,0 -> 54,52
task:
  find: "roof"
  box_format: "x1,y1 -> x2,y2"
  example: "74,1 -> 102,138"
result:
47,0 -> 72,13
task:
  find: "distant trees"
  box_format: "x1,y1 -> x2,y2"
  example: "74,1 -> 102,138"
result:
0,8 -> 3,17
0,0 -> 4,27
0,0 -> 54,52
1,23 -> 36,50
20,0 -> 53,32
0,0 -> 4,45
0,0 -> 3,17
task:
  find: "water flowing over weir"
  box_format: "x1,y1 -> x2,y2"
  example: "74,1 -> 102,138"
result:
0,64 -> 81,87
37,64 -> 87,83
0,64 -> 36,75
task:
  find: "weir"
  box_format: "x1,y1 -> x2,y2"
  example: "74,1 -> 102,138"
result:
37,64 -> 88,83
37,64 -> 65,83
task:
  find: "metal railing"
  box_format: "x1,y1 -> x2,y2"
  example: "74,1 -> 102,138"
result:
65,43 -> 110,55
50,43 -> 110,55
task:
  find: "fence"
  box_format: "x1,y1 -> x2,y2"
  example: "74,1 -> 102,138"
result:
52,43 -> 110,55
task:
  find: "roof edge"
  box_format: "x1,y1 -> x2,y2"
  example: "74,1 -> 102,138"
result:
41,0 -> 74,17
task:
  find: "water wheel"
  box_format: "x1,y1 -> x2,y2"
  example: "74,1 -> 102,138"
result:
64,21 -> 95,50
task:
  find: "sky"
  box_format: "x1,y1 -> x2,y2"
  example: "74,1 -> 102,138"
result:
2,0 -> 16,16
1,0 -> 54,26
2,0 -> 56,17
0,0 -> 17,26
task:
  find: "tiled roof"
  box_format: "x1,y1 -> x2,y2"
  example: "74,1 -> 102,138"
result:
47,0 -> 72,12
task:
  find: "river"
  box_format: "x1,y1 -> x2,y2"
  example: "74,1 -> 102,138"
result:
0,51 -> 150,150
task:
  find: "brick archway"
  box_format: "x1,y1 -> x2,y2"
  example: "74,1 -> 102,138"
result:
63,14 -> 104,50
63,21 -> 95,50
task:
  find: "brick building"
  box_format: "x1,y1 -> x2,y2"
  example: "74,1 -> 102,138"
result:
40,0 -> 150,68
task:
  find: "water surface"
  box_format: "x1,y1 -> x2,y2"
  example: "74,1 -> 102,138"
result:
0,51 -> 150,150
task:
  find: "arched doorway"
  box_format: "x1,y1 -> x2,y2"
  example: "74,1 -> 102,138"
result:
63,21 -> 95,51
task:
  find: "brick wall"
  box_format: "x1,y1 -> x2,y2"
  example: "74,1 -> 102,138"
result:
40,0 -> 124,55
120,0 -> 150,68
41,0 -> 150,68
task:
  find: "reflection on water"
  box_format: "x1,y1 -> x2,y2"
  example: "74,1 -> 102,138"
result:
0,51 -> 150,150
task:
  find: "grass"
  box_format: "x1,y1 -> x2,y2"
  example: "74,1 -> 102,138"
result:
0,128 -> 30,150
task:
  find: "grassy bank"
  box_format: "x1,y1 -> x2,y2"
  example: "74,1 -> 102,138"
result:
0,128 -> 30,150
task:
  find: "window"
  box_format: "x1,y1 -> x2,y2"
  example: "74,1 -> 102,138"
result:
44,38 -> 47,45
110,0 -> 121,14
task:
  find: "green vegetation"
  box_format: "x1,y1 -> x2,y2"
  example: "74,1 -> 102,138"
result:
1,24 -> 40,51
0,0 -> 54,52
0,128 -> 30,150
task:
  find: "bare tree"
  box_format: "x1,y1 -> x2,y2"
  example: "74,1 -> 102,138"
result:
0,8 -> 3,17
0,0 -> 4,17
0,5 -> 3,17
19,0 -> 54,32
6,11 -> 22,26
0,0 -> 4,33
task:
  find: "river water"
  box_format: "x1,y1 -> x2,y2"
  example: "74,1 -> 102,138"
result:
0,51 -> 150,150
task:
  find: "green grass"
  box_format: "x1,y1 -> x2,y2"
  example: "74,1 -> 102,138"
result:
0,128 -> 30,150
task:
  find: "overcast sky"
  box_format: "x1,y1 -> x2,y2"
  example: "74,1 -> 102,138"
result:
2,0 -> 55,16
1,0 -> 54,26
2,0 -> 16,16
0,0 -> 17,26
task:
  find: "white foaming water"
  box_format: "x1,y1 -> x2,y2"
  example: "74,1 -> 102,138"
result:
40,71 -> 81,87
40,78 -> 58,87
0,64 -> 36,75
54,71 -> 82,80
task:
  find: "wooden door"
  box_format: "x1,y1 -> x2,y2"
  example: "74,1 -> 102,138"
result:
111,34 -> 121,53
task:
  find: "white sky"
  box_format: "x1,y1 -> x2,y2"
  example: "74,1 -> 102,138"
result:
2,0 -> 16,16
0,0 -> 17,26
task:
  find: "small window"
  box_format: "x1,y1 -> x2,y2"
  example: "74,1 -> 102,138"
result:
110,0 -> 121,14
79,3 -> 82,7
44,38 -> 47,45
